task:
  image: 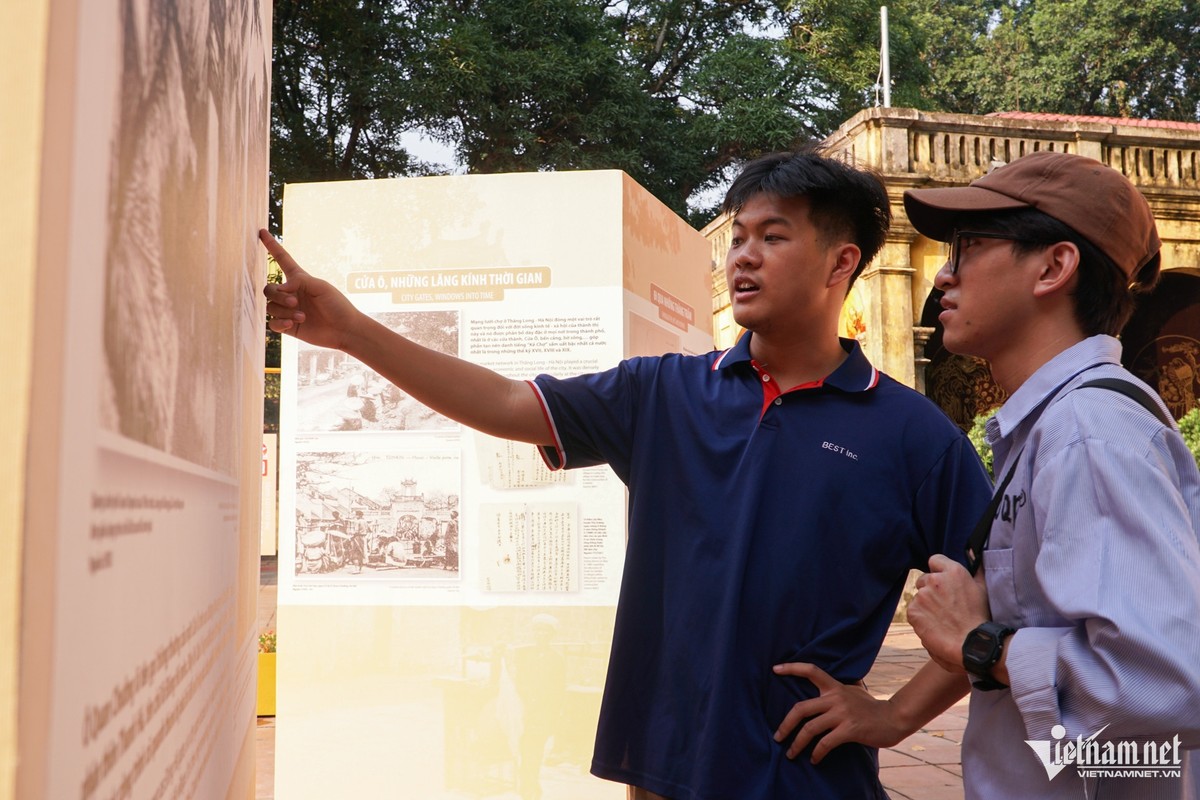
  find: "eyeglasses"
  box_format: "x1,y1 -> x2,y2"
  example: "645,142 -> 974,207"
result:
949,230 -> 1027,275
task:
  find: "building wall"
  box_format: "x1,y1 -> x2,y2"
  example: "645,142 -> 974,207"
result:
706,108 -> 1200,411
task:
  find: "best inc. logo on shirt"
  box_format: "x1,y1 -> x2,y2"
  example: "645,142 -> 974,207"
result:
1026,724 -> 1183,780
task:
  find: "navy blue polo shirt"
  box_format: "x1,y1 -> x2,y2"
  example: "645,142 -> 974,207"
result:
530,336 -> 992,800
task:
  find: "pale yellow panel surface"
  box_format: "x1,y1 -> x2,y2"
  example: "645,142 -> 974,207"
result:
276,170 -> 711,799
262,434 -> 278,556
276,605 -> 623,799
283,171 -> 625,291
0,1 -> 51,796
10,1 -> 268,797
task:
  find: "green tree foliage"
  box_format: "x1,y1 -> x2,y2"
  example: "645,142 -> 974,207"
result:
775,0 -> 1084,128
608,0 -> 821,214
967,410 -> 996,477
270,0 -> 830,227
993,0 -> 1200,118
1179,408 -> 1200,467
408,0 -> 660,181
268,0 -> 1200,230
270,0 -> 427,227
971,406 -> 1200,479
409,0 -> 819,218
778,0 -> 1200,122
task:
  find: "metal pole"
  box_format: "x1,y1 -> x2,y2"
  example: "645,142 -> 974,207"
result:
881,6 -> 892,108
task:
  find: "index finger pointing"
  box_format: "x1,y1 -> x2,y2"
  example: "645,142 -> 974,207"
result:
773,662 -> 841,692
259,229 -> 307,279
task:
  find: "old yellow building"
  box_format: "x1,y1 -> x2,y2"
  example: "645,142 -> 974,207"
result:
704,108 -> 1200,428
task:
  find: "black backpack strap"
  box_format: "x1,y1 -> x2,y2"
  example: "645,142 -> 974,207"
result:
964,376 -> 1172,575
1076,378 -> 1173,427
965,452 -> 1020,575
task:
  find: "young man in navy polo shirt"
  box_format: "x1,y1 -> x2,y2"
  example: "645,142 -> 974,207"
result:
262,150 -> 993,799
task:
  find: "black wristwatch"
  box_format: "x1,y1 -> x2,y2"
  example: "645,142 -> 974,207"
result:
962,621 -> 1016,691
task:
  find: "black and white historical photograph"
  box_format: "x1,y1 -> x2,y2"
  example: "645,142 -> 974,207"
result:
295,310 -> 460,433
100,0 -> 270,475
294,451 -> 461,582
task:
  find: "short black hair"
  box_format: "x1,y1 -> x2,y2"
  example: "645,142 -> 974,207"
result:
952,208 -> 1159,336
721,148 -> 891,289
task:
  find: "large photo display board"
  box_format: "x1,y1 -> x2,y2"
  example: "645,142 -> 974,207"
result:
276,171 -> 712,798
17,1 -> 271,798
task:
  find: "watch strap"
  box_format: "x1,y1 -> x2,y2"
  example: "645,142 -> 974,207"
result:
971,673 -> 1009,691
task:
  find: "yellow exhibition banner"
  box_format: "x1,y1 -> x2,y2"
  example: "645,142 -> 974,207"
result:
275,171 -> 711,798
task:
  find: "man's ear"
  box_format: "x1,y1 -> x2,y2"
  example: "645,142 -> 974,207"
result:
1031,242 -> 1080,299
827,244 -> 862,289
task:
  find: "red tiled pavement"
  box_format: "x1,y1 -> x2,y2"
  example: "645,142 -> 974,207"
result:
869,625 -> 967,800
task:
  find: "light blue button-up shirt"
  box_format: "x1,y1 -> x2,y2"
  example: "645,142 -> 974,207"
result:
964,335 -> 1200,800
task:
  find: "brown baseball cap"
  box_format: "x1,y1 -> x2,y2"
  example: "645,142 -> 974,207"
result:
904,151 -> 1160,278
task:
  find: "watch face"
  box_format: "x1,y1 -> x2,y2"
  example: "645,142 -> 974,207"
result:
964,631 -> 997,665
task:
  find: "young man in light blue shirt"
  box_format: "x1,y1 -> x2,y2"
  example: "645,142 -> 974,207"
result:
902,152 -> 1200,799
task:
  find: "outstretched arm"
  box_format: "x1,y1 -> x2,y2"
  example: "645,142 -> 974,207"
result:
261,231 -> 553,445
772,660 -> 969,763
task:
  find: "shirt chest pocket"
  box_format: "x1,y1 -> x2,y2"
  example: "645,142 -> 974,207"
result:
982,546 -> 1025,627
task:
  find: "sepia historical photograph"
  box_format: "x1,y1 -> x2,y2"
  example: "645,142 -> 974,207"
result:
295,310 -> 461,433
294,450 -> 461,583
99,0 -> 270,475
